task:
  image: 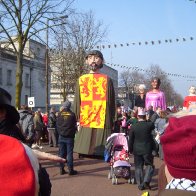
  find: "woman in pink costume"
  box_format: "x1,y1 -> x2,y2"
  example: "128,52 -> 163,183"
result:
145,77 -> 166,112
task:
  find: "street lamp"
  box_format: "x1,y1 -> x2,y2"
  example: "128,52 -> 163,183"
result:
45,15 -> 68,114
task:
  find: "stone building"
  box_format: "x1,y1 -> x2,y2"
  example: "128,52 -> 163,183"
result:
0,39 -> 46,109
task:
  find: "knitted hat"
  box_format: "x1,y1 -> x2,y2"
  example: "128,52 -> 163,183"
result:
0,135 -> 39,195
0,87 -> 20,124
62,100 -> 71,110
160,115 -> 196,181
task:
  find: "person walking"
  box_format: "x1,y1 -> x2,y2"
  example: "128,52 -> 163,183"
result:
57,101 -> 78,175
149,106 -> 162,156
113,107 -> 123,133
42,112 -> 49,141
73,50 -> 115,156
18,105 -> 35,147
150,106 -> 162,123
33,110 -> 44,149
128,108 -> 155,191
121,111 -> 128,135
154,110 -> 167,160
48,107 -> 57,147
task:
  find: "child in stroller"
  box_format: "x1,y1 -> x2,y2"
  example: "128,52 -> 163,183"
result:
105,133 -> 134,185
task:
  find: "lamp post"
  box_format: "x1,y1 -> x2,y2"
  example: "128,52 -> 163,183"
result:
46,19 -> 49,114
45,15 -> 68,114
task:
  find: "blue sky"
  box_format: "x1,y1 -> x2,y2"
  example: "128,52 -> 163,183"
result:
73,0 -> 196,97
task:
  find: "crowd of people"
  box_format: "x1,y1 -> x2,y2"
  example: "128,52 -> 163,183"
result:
0,50 -> 195,195
17,102 -> 78,176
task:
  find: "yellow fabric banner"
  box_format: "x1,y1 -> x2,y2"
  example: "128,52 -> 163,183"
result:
79,74 -> 107,128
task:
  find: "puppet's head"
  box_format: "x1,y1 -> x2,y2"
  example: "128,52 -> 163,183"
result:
188,85 -> 196,96
138,84 -> 146,94
85,50 -> 104,71
151,77 -> 161,89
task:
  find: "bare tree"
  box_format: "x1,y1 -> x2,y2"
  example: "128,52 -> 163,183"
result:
119,69 -> 145,90
50,11 -> 107,101
0,0 -> 74,108
50,47 -> 79,101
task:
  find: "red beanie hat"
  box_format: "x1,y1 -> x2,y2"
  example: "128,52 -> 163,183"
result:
0,135 -> 38,196
160,115 -> 196,181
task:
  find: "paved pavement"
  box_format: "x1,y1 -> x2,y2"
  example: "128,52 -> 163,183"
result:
40,144 -> 163,196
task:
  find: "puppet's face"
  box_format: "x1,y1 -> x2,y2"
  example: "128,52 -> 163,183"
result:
151,79 -> 160,89
86,55 -> 103,71
139,88 -> 145,94
189,86 -> 196,95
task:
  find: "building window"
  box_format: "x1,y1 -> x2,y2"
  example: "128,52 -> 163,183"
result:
7,70 -> 12,86
25,73 -> 30,88
0,68 -> 2,85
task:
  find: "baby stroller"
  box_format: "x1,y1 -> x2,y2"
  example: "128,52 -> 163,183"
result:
105,133 -> 134,185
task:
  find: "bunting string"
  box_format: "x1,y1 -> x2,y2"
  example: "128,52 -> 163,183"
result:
106,62 -> 196,79
93,36 -> 194,49
189,0 -> 196,4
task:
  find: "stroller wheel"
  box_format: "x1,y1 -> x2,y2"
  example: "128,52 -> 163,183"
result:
108,172 -> 112,179
128,178 -> 131,184
112,177 -> 118,185
115,177 -> 118,185
128,177 -> 135,184
112,177 -> 115,185
131,177 -> 136,184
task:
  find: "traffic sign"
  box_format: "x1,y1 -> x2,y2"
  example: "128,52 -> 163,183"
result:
28,97 -> 35,107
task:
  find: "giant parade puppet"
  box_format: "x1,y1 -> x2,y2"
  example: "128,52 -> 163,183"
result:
183,85 -> 196,110
145,77 -> 166,112
74,50 -> 115,156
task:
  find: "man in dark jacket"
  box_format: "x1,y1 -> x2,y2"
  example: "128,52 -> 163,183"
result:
57,101 -> 78,175
18,105 -> 35,147
129,109 -> 155,191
